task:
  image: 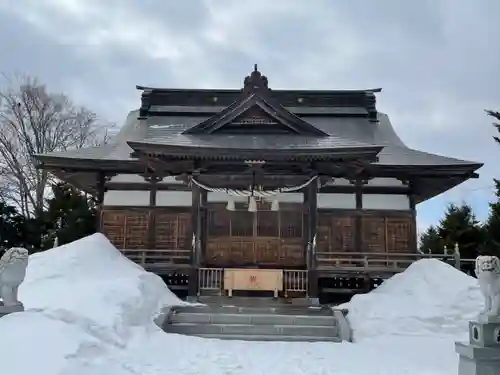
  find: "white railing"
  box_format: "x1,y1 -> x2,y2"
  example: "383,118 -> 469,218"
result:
315,251 -> 466,272
198,267 -> 224,295
283,270 -> 308,297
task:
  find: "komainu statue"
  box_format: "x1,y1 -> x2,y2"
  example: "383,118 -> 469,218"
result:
0,247 -> 29,308
476,255 -> 500,317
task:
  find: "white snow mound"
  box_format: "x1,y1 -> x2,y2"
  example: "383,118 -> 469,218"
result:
345,259 -> 483,341
20,233 -> 185,329
0,233 -> 186,374
0,237 -> 479,375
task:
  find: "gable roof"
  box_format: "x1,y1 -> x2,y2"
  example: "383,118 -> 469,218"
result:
183,66 -> 328,136
183,93 -> 328,136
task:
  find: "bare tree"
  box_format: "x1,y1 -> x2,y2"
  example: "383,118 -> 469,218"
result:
0,74 -> 112,218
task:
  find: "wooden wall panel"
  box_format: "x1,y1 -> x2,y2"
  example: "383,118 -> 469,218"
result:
361,216 -> 386,253
155,211 -> 192,250
317,210 -> 415,254
101,208 -> 192,251
155,213 -> 178,250
317,214 -> 355,253
124,212 -> 149,249
101,210 -> 126,248
386,217 -> 412,253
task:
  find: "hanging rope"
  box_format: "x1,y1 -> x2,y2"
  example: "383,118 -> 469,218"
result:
190,175 -> 318,197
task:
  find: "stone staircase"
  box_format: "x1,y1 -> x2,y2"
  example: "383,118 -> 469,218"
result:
162,297 -> 344,342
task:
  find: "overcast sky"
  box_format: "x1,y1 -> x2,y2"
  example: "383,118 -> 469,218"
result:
1,0 -> 499,232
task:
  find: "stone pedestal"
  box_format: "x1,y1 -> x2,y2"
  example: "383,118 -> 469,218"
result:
0,301 -> 24,318
0,301 -> 26,319
456,315 -> 500,375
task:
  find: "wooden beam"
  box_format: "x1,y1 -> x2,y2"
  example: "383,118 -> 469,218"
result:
306,181 -> 318,299
354,178 -> 363,254
147,174 -> 160,250
95,172 -> 106,232
191,185 -> 201,267
200,190 -> 207,264
105,181 -> 190,191
104,180 -> 413,194
320,185 -> 409,194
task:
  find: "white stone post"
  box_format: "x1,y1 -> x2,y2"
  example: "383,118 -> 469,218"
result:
454,243 -> 461,270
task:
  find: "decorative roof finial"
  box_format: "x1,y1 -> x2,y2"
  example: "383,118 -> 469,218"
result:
243,64 -> 269,94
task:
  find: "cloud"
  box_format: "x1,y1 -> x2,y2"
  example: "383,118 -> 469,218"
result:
1,0 -> 498,227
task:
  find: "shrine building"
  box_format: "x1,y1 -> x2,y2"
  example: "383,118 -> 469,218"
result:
35,66 -> 482,301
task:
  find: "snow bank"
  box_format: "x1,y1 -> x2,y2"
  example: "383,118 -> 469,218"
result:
0,237 -> 476,375
345,259 -> 483,341
20,233 -> 185,330
0,233 -> 186,374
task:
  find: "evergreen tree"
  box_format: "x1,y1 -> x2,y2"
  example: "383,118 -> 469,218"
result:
419,225 -> 444,254
0,200 -> 26,253
484,109 -> 500,256
437,203 -> 484,259
485,109 -> 500,145
482,179 -> 500,256
40,183 -> 96,249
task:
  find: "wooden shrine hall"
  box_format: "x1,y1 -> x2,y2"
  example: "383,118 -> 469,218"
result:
35,66 -> 482,301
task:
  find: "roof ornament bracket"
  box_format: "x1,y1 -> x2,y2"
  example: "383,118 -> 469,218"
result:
243,64 -> 269,95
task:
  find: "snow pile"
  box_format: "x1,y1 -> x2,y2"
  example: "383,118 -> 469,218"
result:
0,237 -> 478,375
345,259 -> 483,341
20,233 -> 185,329
0,233 -> 187,375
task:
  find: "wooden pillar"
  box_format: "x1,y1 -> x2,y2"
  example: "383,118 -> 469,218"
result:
408,179 -> 418,253
95,171 -> 106,232
354,178 -> 363,252
191,185 -> 202,265
147,175 -> 159,250
303,189 -> 310,265
200,190 -> 208,264
189,184 -> 202,297
307,182 -> 318,268
305,181 -> 318,299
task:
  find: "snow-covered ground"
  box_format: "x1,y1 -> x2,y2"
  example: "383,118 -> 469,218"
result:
0,233 -> 483,375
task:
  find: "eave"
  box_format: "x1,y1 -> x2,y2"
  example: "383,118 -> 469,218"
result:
35,155 -> 147,173
368,163 -> 483,178
35,154 -> 150,194
127,140 -> 384,162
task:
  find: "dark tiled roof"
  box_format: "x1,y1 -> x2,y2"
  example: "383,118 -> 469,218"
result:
141,133 -> 375,151
37,109 -> 481,168
143,115 -> 373,151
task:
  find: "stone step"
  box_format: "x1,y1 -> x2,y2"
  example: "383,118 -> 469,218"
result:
174,305 -> 330,316
169,312 -> 336,327
167,322 -> 338,337
196,296 -> 289,307
186,333 -> 341,342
